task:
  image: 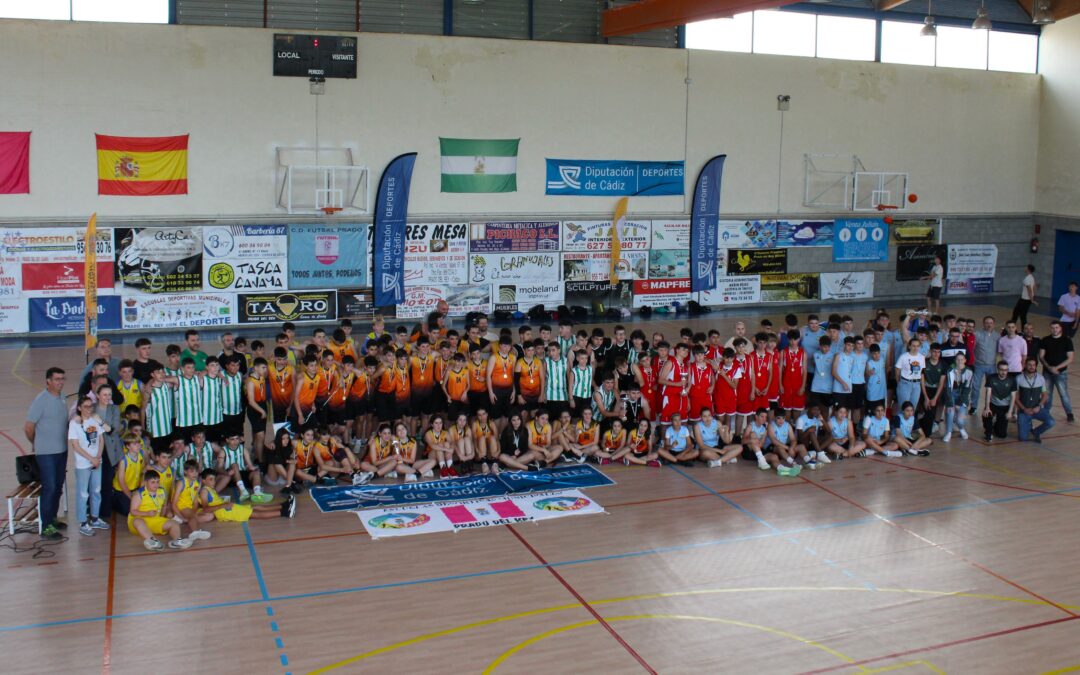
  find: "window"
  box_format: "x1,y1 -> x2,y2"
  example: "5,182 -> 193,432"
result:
880,20 -> 935,66
816,15 -> 876,61
0,0 -> 168,22
988,31 -> 1038,73
936,25 -> 988,70
686,13 -> 753,53
753,10 -> 815,57
0,0 -> 69,19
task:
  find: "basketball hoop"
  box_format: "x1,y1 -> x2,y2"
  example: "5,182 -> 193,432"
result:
876,203 -> 899,211
320,206 -> 343,216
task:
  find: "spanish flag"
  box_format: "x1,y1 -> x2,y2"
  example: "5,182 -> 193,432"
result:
96,134 -> 188,196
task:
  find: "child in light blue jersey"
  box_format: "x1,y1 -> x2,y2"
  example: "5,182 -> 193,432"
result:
893,402 -> 932,456
862,405 -> 902,457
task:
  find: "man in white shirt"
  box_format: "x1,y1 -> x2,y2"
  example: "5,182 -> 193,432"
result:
1058,281 -> 1080,339
922,255 -> 944,316
1010,264 -> 1037,328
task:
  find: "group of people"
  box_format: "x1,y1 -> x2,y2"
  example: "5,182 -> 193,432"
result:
24,290 -> 1077,548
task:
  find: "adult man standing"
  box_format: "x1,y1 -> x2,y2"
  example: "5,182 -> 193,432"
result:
180,329 -> 209,372
970,316 -> 998,415
25,368 -> 70,540
1040,320 -> 1075,422
997,321 -> 1027,376
1058,281 -> 1080,339
1010,264 -> 1037,328
1015,357 -> 1055,443
79,338 -> 120,384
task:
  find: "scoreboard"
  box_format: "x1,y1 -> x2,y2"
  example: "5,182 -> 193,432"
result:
273,34 -> 357,79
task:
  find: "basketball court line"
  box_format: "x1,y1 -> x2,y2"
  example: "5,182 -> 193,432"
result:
5,483 -> 1080,635
243,523 -> 292,674
0,429 -> 28,456
102,524 -> 117,675
10,344 -> 34,387
867,457 -> 1080,498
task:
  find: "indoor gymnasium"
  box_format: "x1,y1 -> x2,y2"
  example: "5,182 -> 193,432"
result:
3,1 -> 1080,673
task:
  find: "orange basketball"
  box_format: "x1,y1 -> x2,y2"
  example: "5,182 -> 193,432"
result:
908,193 -> 918,203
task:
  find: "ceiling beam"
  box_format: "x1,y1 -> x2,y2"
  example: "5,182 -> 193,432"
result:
601,0 -> 795,38
875,0 -> 912,10
1019,0 -> 1080,21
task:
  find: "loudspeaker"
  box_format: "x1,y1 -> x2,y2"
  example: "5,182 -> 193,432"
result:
16,454 -> 39,485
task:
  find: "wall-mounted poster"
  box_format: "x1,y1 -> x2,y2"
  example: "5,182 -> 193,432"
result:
562,219 -> 651,251
288,224 -> 367,289
114,227 -> 201,293
121,293 -> 235,329
760,273 -> 820,303
202,224 -> 288,292
5,227 -> 114,296
632,278 -> 691,308
648,250 -> 690,279
724,248 -> 788,276
650,219 -> 690,250
398,284 -> 493,319
470,221 -> 560,253
238,291 -> 337,324
698,276 -> 761,306
896,244 -> 947,282
405,222 -> 469,285
468,252 -> 560,284
776,220 -> 833,247
563,251 -> 647,282
946,244 -> 997,295
820,271 -> 875,300
494,282 -> 565,313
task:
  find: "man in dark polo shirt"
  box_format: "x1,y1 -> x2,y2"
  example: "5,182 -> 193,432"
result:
1015,357 -> 1054,443
920,344 -> 947,436
981,361 -> 1016,442
1040,320 -> 1075,423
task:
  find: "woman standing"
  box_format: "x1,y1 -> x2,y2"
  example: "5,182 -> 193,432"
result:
95,385 -> 122,520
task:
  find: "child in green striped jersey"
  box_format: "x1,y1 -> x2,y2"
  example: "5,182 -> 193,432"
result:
201,357 -> 225,443
219,356 -> 245,443
221,432 -> 264,503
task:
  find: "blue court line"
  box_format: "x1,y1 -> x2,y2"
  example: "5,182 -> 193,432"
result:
244,523 -> 290,672
4,482 -> 1080,635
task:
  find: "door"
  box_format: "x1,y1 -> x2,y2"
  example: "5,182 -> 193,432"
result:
1052,230 -> 1080,306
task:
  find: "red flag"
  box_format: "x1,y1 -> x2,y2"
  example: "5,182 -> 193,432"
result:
0,132 -> 30,194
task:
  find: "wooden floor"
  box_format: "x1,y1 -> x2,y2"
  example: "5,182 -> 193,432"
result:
3,303 -> 1080,674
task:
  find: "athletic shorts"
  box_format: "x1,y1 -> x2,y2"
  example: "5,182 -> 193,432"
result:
375,391 -> 397,422
214,503 -> 253,522
519,395 -> 541,412
468,390 -> 490,416
688,392 -> 712,422
545,400 -> 569,420
265,444 -> 290,466
327,405 -> 351,425
740,446 -> 760,462
447,400 -> 469,422
176,424 -> 205,445
246,405 -> 268,430
271,403 -> 291,426
394,397 -> 413,417
832,392 -> 852,410
411,389 -> 438,416
865,398 -> 885,414
349,398 -> 372,416
490,387 -> 513,419
660,392 -> 689,424
850,385 -> 867,409
223,413 -> 245,439
810,392 -> 834,410
927,286 -> 942,300
571,396 -> 592,416
128,515 -> 168,536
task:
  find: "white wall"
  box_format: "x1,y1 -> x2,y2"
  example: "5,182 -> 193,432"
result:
1036,15 -> 1080,217
0,19 -> 1040,221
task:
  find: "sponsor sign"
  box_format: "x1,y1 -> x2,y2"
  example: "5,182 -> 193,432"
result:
651,219 -> 690,250
760,273 -> 820,303
398,284 -> 493,320
648,249 -> 690,279
564,279 -> 633,309
690,155 -> 725,292
896,244 -> 947,282
497,466 -> 615,493
288,223 -> 367,289
202,224 -> 288,292
544,159 -> 684,196
562,219 -> 651,252
373,153 -> 416,306
0,299 -> 28,334
698,276 -> 761,306
494,282 -> 565,313
820,271 -> 875,300
468,252 -> 559,284
114,227 -> 201,293
947,244 -> 997,295
29,295 -> 121,333
404,222 -> 469,285
725,248 -> 788,276
470,221 -> 560,253
719,220 -> 777,249
632,278 -> 692,308
3,227 -> 115,295
337,288 -> 375,318
833,219 -> 888,262
238,291 -> 336,324
776,220 -> 833,247
890,218 -> 940,245
563,251 -> 647,283
512,489 -> 606,521
121,293 -> 235,329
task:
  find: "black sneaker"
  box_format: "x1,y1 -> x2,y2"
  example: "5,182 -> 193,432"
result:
984,434 -> 992,442
968,408 -> 976,416
1032,432 -> 1042,444
52,520 -> 68,531
1069,414 -> 1076,423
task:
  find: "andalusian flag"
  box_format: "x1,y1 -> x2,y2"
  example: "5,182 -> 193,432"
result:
96,134 -> 188,196
440,138 -> 518,193
610,197 -> 627,286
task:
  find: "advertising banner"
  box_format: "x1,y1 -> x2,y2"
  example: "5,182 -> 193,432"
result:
238,291 -> 336,324
562,219 -> 650,252
4,226 -> 114,295
563,251 -> 646,282
337,288 -> 375,318
470,221 -> 560,253
651,219 -> 690,250
564,279 -> 633,309
358,498 -> 531,539
404,222 -> 469,285
632,278 -> 692,308
760,273 -> 820,303
0,299 -> 27,334
29,295 -> 121,333
896,244 -> 947,282
510,489 -> 607,520
648,249 -> 690,279
494,282 -> 565,313
544,159 -> 684,196
288,223 -> 367,289
890,219 -> 940,245
121,293 -> 235,330
946,244 -> 997,295
114,227 -> 200,293
833,218 -> 888,262
373,153 -> 417,306
820,271 -> 875,300
725,248 -> 788,276
718,220 -> 776,249
468,252 -> 560,284
698,276 -> 761,306
776,220 -> 834,247
201,224 -> 288,292
398,284 -> 493,320
690,155 -> 725,292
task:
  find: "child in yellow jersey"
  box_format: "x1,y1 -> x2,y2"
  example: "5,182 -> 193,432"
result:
360,423 -> 399,478
313,427 -> 363,486
116,360 -> 143,422
199,469 -> 295,522
291,427 -> 321,488
169,460 -> 213,542
148,447 -> 176,499
470,408 -> 499,474
113,434 -> 146,516
564,408 -> 600,462
128,470 -> 192,552
526,410 -> 559,466
424,416 -> 459,478
594,419 -> 628,465
389,422 -> 436,482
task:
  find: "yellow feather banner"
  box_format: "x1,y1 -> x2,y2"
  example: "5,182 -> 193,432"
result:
84,213 -> 98,352
610,197 -> 627,286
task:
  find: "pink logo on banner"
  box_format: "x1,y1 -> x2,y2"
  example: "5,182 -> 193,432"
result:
440,505 -> 475,524
490,501 -> 526,519
314,235 -> 339,265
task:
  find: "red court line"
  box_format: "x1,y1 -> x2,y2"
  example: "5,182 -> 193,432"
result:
506,525 -> 658,675
798,614 -> 1080,674
103,523 -> 117,674
800,476 -> 1078,618
114,529 -> 369,559
605,481 -> 803,509
0,430 -> 28,456
866,457 -> 1080,498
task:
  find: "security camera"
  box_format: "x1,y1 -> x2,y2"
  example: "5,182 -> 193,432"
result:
777,94 -> 791,102
777,94 -> 791,111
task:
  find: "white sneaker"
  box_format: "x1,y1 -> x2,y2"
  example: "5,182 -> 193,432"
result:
817,452 -> 832,464
932,422 -> 940,434
168,538 -> 193,550
189,530 -> 212,541
959,429 -> 969,440
405,474 -> 418,482
143,537 -> 164,552
757,457 -> 770,470
355,471 -> 374,485
387,471 -> 398,478
943,432 -> 952,443
421,469 -> 434,478
238,489 -> 251,503
707,459 -> 723,468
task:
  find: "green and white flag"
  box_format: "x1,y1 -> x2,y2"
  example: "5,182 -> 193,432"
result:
440,138 -> 519,193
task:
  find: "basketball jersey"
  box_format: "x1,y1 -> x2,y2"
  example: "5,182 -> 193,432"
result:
781,348 -> 805,387
749,421 -> 768,446
866,358 -> 887,401
752,352 -> 771,390
629,429 -> 650,454
770,421 -> 792,445
528,421 -> 549,446
297,371 -> 322,412
445,368 -> 470,400
864,415 -> 890,440
220,371 -> 243,416
175,477 -> 201,509
699,419 -> 720,447
592,387 -> 616,419
350,371 -> 370,401
468,359 -> 488,392
663,360 -> 686,396
152,464 -> 175,496
269,363 -> 295,408
544,357 -> 568,401
490,352 -> 515,389
330,370 -> 353,407
223,442 -> 246,469
117,379 -> 142,411
603,429 -> 625,451
371,438 -> 393,462
199,443 -> 218,470
850,351 -> 869,385
689,362 -> 713,393
410,355 -> 436,391
135,486 -> 166,516
558,335 -> 575,358
897,414 -> 917,440
171,444 -> 198,478
392,364 -> 411,401
201,375 -> 224,426
571,366 -> 593,399
519,358 -> 542,397
147,382 -> 174,438
576,420 -> 598,445
829,417 -> 849,440
202,485 -> 225,508
175,375 -> 203,428
113,450 -> 145,491
248,374 -> 267,406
